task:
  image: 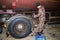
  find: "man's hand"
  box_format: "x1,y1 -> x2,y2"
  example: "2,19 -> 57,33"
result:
33,13 -> 37,18
34,15 -> 37,18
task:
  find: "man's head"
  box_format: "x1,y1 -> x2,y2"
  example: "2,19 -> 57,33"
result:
36,3 -> 41,8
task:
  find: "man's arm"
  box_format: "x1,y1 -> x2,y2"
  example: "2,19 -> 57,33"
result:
36,9 -> 41,17
33,9 -> 41,18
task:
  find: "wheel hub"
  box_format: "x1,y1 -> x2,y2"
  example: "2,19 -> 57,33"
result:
14,23 -> 27,34
17,24 -> 23,30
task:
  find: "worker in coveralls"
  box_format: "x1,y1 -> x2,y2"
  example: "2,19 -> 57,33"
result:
33,3 -> 45,34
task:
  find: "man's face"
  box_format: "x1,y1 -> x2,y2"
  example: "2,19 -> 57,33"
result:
37,5 -> 41,9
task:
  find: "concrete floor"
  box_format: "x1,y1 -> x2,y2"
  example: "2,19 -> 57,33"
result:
0,25 -> 60,40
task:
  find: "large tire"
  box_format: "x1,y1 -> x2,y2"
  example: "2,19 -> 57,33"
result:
8,16 -> 32,38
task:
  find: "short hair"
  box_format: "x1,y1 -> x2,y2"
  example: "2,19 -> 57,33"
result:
35,2 -> 41,7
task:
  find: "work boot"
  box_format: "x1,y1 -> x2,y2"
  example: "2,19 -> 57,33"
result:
37,30 -> 43,35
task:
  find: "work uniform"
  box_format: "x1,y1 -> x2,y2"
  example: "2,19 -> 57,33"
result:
37,6 -> 45,32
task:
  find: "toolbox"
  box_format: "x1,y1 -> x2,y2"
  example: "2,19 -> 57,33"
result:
35,33 -> 46,40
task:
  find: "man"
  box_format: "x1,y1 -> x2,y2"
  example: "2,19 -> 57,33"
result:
34,3 -> 45,34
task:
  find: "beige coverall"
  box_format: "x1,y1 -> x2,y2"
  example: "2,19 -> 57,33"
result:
34,6 -> 45,32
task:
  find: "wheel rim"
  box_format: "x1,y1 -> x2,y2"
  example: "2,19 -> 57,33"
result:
14,23 -> 27,34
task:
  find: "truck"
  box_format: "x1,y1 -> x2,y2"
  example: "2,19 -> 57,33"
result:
0,0 -> 60,38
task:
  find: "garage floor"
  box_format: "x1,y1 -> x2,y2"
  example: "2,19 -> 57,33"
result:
0,25 -> 60,40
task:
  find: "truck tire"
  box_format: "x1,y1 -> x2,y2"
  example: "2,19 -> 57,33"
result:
8,17 -> 32,38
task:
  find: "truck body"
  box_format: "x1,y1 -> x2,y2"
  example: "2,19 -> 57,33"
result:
0,0 -> 60,38
0,0 -> 60,11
